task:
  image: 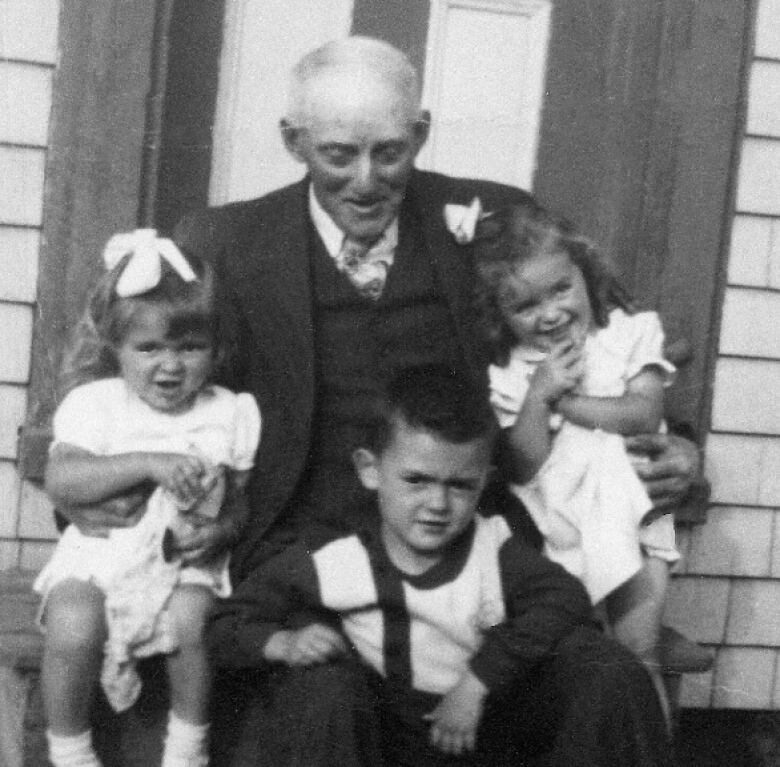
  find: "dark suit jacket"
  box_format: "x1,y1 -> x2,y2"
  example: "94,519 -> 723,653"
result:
176,168 -> 534,545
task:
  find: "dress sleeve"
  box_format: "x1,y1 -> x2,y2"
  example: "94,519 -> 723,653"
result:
230,392 -> 262,470
51,381 -> 113,454
625,312 -> 676,386
489,361 -> 529,429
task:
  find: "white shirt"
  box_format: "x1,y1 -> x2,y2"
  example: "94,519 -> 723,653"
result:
308,184 -> 398,258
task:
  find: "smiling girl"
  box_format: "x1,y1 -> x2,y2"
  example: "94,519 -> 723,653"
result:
473,204 -> 678,726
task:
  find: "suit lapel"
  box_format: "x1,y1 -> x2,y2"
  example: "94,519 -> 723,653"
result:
407,172 -> 485,378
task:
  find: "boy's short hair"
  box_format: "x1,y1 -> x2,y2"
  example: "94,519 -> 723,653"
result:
365,364 -> 497,453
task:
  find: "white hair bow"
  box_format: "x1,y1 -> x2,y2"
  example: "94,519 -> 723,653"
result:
103,228 -> 196,297
444,197 -> 483,244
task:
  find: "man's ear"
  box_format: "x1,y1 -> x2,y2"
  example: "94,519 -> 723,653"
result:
280,118 -> 305,162
412,109 -> 431,154
352,448 -> 380,491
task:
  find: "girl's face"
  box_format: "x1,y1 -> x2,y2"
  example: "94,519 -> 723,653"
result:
497,250 -> 594,352
116,303 -> 214,413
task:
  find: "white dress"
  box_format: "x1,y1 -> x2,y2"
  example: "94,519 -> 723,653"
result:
489,309 -> 679,604
34,378 -> 261,710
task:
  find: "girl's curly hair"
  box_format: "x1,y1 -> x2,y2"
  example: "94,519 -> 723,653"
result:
472,203 -> 634,366
59,249 -> 228,398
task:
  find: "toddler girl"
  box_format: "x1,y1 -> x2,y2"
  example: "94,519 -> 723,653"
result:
473,203 -> 678,722
35,230 -> 261,767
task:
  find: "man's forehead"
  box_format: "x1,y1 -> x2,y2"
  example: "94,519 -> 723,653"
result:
298,69 -> 418,126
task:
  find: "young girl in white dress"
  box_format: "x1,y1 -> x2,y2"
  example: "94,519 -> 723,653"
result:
35,230 -> 261,767
472,203 -> 678,723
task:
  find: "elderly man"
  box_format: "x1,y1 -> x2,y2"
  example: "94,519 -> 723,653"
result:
169,37 -> 689,767
174,37 -> 696,580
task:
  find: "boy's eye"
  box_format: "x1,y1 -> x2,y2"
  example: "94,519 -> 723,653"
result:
449,481 -> 478,493
180,341 -> 210,353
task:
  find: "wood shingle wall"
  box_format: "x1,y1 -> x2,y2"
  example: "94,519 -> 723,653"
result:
0,0 -> 59,570
666,0 -> 780,709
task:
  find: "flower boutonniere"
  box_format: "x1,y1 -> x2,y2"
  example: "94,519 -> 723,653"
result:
444,197 -> 483,244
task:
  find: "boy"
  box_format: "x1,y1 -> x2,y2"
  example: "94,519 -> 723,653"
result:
207,364 -> 607,765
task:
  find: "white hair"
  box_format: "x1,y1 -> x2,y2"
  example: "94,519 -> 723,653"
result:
285,36 -> 422,126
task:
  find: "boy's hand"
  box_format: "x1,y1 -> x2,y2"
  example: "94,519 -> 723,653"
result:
528,341 -> 584,405
424,670 -> 488,755
263,625 -> 348,667
147,453 -> 206,507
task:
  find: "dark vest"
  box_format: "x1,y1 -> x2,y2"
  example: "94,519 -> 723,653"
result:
289,206 -> 463,536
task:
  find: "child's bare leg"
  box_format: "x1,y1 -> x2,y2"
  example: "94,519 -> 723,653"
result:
163,584 -> 213,767
41,579 -> 106,766
606,556 -> 671,729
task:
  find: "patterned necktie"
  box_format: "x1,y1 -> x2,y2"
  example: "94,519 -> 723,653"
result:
335,234 -> 395,300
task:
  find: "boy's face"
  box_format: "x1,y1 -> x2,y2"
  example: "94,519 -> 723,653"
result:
353,417 -> 492,573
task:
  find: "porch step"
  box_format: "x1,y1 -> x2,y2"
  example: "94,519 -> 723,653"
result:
0,569 -> 46,767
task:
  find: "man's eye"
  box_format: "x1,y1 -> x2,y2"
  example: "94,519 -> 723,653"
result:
135,343 -> 158,353
375,145 -> 404,164
321,147 -> 353,166
405,475 -> 426,485
554,281 -> 571,294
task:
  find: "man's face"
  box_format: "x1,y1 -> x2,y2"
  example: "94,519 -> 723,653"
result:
283,72 -> 429,243
353,418 -> 491,574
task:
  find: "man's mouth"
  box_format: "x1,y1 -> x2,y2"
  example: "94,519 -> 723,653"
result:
154,380 -> 182,393
346,198 -> 385,215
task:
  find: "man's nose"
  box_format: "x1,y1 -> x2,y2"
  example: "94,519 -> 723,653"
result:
352,155 -> 377,191
427,484 -> 449,513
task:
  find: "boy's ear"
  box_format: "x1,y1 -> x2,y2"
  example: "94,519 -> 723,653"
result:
352,448 -> 380,491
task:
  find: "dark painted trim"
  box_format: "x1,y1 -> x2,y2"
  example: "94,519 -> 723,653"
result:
534,0 -> 753,440
152,0 -> 226,234
19,0 -> 159,478
350,0 -> 431,78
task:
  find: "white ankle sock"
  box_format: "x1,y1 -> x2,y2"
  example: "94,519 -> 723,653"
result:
46,729 -> 102,767
162,711 -> 210,767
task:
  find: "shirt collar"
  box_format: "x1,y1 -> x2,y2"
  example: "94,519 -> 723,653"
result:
308,184 -> 398,258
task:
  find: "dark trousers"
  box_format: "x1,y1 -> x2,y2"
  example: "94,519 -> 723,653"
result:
210,626 -> 671,767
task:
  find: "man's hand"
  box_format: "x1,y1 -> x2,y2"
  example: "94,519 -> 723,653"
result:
626,432 -> 700,516
169,518 -> 232,566
58,487 -> 150,537
167,469 -> 250,565
424,670 -> 488,755
263,625 -> 348,667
